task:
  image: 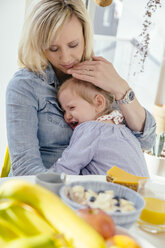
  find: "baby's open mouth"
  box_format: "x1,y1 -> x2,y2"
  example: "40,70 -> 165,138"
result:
70,121 -> 79,130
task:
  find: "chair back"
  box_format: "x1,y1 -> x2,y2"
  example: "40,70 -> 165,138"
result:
1,146 -> 11,177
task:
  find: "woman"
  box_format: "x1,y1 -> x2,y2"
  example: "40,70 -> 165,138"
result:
6,0 -> 156,176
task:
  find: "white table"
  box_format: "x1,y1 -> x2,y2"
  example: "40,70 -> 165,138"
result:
0,175 -> 165,248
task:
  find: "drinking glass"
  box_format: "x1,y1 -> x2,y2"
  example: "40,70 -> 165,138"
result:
137,178 -> 165,233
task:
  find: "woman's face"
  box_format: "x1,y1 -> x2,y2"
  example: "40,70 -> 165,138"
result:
45,15 -> 85,74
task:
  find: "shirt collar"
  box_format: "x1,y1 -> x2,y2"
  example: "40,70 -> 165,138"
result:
39,63 -> 60,88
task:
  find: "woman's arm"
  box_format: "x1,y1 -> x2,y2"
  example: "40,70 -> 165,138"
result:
6,75 -> 48,176
67,56 -> 156,149
129,109 -> 156,150
117,97 -> 146,132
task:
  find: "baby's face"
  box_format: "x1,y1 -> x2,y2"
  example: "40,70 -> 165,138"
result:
58,88 -> 97,130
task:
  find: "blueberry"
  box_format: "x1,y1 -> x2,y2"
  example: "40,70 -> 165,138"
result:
89,196 -> 96,202
84,189 -> 88,192
115,201 -> 120,207
115,209 -> 121,213
113,196 -> 120,201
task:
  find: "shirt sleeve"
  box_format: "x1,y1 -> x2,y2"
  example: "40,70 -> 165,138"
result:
52,123 -> 98,174
112,102 -> 156,150
6,76 -> 48,176
130,109 -> 156,150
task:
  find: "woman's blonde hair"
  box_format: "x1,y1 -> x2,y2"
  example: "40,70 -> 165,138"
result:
18,0 -> 93,74
58,78 -> 115,116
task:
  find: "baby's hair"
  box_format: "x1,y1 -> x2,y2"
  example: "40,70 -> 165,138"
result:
58,78 -> 115,116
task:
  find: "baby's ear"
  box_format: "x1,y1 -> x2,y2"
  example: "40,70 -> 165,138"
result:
94,94 -> 105,112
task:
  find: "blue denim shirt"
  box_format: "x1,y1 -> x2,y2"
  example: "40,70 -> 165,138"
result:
6,64 -> 156,176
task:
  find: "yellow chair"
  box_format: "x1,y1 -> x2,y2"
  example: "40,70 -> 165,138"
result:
1,146 -> 11,177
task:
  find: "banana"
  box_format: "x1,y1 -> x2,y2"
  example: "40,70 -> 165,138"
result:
0,180 -> 106,248
0,238 -> 6,248
0,199 -> 56,237
3,234 -> 58,248
0,217 -> 20,242
0,199 -> 73,247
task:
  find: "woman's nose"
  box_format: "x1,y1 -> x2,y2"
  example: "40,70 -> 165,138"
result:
60,49 -> 70,63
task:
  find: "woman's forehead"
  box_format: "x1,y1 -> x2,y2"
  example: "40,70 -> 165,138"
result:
50,14 -> 83,45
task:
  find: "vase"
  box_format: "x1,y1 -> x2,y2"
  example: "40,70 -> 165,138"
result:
144,152 -> 165,177
152,104 -> 165,134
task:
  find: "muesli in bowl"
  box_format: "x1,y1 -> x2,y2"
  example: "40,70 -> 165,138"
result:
59,181 -> 145,229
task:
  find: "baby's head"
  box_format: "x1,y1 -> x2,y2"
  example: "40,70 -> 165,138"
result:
58,78 -> 114,129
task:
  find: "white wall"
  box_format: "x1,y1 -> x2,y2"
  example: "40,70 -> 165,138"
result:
0,0 -> 26,170
114,0 -> 165,111
92,0 -> 165,112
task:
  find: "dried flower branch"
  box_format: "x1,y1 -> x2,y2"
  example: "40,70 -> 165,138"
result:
133,0 -> 161,75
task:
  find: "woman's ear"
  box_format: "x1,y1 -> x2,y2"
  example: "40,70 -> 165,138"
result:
94,94 -> 106,113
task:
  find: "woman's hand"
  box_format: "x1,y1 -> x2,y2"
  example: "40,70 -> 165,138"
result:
67,56 -> 129,100
67,55 -> 146,133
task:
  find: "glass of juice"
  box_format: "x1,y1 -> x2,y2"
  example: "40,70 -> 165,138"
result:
137,179 -> 165,233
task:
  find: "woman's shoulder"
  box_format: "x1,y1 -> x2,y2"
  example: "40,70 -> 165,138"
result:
8,64 -> 59,90
6,68 -> 47,104
7,68 -> 39,89
13,67 -> 37,78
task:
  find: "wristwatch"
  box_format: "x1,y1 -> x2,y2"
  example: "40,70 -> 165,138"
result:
116,88 -> 135,104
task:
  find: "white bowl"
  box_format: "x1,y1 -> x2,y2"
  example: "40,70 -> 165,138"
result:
59,181 -> 145,229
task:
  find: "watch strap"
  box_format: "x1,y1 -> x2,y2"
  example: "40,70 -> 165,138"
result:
116,88 -> 135,105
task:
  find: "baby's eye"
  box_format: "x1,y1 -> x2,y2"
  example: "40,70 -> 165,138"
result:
70,106 -> 75,110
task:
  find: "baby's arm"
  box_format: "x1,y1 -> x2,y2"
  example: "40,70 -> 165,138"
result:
51,123 -> 97,175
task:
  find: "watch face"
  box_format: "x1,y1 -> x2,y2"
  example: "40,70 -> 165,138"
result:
128,90 -> 135,101
116,89 -> 135,104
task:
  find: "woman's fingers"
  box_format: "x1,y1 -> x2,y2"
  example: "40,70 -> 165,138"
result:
68,68 -> 94,77
72,61 -> 97,68
92,55 -> 108,63
73,56 -> 108,68
69,56 -> 110,72
73,65 -> 95,71
67,58 -> 105,75
67,64 -> 98,83
67,65 -> 96,75
71,71 -> 97,83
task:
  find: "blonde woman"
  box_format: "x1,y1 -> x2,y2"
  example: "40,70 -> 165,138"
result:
53,78 -> 149,176
6,0 -> 155,176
